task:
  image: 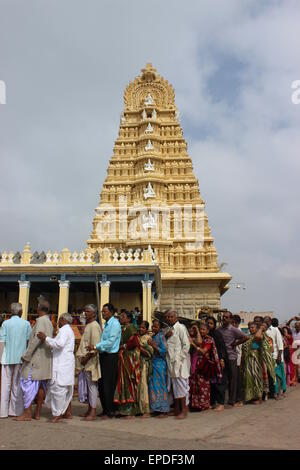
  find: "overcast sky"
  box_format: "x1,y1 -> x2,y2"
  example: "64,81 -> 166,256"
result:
0,0 -> 300,320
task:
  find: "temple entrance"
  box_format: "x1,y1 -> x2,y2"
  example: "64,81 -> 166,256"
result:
27,281 -> 59,323
69,282 -> 97,313
0,282 -> 18,315
110,282 -> 142,313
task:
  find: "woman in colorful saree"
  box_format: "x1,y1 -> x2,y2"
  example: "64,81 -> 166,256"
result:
206,316 -> 228,412
148,319 -> 169,417
241,322 -> 276,404
114,311 -> 140,418
281,326 -> 297,386
137,321 -> 153,417
189,322 -> 221,411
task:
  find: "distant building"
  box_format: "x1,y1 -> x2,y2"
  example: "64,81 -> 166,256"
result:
235,311 -> 274,332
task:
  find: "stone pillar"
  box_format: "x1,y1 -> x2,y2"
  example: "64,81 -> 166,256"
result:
18,280 -> 31,320
142,280 -> 153,325
100,281 -> 111,309
58,280 -> 70,319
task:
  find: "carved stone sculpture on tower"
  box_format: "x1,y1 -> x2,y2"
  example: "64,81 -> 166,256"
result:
145,140 -> 154,151
144,159 -> 155,171
144,182 -> 155,199
144,92 -> 155,106
145,122 -> 153,134
142,211 -> 157,230
142,109 -> 147,120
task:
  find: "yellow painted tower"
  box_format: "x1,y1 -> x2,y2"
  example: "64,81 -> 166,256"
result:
87,64 -> 231,317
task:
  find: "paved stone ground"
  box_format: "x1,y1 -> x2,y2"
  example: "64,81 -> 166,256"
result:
0,386 -> 300,450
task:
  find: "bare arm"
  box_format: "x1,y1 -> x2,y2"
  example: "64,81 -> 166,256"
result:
196,344 -> 211,356
254,327 -> 264,342
276,329 -> 284,364
287,316 -> 300,326
233,336 -> 249,347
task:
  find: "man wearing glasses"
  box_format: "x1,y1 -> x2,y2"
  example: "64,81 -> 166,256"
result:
86,303 -> 121,419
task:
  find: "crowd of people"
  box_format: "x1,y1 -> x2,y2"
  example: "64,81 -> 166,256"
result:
0,301 -> 300,423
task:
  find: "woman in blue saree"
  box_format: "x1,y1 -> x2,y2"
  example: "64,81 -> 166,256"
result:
148,319 -> 169,417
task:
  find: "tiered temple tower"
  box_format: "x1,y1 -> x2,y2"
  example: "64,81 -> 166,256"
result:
87,64 -> 231,317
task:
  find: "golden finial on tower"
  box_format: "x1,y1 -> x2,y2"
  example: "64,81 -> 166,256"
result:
141,63 -> 157,82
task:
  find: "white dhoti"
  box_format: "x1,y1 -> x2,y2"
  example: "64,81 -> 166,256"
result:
44,324 -> 75,417
168,376 -> 189,406
45,380 -> 74,417
0,364 -> 24,418
84,371 -> 98,408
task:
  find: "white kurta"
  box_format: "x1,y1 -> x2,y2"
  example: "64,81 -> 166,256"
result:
266,325 -> 284,361
45,324 -> 75,416
166,321 -> 190,379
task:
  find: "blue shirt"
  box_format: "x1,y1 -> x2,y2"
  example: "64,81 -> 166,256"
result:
1,316 -> 31,365
96,316 -> 121,353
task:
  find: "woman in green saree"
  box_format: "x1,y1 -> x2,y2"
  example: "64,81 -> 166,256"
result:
114,311 -> 140,418
137,321 -> 153,417
241,322 -> 275,404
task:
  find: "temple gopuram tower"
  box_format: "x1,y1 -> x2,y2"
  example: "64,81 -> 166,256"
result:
87,64 -> 231,318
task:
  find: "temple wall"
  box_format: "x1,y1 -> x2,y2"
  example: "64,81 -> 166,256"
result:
160,280 -> 221,319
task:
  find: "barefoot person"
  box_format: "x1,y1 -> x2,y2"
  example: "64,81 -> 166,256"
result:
137,321 -> 153,418
148,319 -> 169,417
0,303 -> 31,418
189,322 -> 221,412
206,316 -> 228,412
75,305 -> 101,421
37,313 -> 75,423
286,316 -> 300,381
217,311 -> 248,407
165,310 -> 190,419
15,301 -> 53,421
86,303 -> 121,419
264,316 -> 286,399
114,311 -> 140,418
241,322 -> 275,404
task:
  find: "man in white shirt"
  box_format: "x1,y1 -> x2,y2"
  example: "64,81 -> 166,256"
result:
165,310 -> 190,420
37,313 -> 75,423
264,316 -> 286,399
